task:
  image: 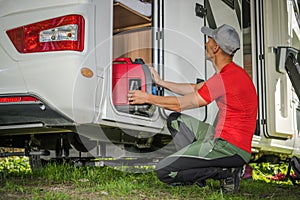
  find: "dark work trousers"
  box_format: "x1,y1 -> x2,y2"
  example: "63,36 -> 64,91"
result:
155,112 -> 246,185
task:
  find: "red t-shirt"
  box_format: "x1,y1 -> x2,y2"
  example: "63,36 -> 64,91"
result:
198,62 -> 258,153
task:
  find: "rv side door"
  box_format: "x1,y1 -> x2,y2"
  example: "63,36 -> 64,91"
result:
162,0 -> 206,120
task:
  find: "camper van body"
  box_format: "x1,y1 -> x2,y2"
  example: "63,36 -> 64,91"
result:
0,0 -> 299,163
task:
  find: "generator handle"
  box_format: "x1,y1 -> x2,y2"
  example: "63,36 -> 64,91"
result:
113,57 -> 132,64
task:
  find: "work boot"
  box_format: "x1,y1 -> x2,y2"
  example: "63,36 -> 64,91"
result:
220,167 -> 243,193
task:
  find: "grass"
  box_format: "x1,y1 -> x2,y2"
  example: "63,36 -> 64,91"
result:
1,157 -> 300,200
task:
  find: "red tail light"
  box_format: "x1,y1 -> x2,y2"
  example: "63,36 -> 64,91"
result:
0,96 -> 39,103
6,15 -> 85,53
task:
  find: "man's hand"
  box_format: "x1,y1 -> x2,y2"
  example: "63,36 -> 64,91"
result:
149,67 -> 163,86
128,89 -> 207,112
128,90 -> 150,105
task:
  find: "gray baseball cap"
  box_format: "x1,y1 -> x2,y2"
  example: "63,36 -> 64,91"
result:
201,24 -> 240,55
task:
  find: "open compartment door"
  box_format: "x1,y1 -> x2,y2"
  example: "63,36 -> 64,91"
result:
285,53 -> 300,101
163,0 -> 206,120
264,46 -> 300,138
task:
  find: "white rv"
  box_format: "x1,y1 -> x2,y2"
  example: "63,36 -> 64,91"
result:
0,0 -> 299,166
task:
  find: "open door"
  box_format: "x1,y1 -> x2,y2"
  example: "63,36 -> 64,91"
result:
162,0 -> 206,120
262,45 -> 299,139
285,53 -> 300,101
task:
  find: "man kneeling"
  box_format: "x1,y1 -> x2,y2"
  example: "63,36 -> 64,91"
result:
128,24 -> 258,193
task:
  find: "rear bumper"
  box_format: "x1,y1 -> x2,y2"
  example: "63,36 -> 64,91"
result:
0,99 -> 74,135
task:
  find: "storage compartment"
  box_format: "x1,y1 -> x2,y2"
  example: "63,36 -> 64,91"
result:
112,0 -> 154,117
113,0 -> 152,34
113,28 -> 152,65
112,57 -> 155,117
113,0 -> 152,64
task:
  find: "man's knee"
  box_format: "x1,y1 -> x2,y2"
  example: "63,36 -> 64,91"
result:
155,168 -> 167,182
155,164 -> 174,184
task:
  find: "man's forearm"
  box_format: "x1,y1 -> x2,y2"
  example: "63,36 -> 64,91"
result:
147,94 -> 182,112
146,91 -> 205,112
129,88 -> 207,112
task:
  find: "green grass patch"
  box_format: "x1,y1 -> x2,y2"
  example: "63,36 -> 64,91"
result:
1,157 -> 300,199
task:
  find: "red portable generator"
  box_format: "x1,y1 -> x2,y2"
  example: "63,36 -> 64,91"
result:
112,57 -> 156,117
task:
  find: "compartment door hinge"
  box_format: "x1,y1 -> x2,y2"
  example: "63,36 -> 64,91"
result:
259,54 -> 264,60
261,119 -> 267,125
156,31 -> 164,40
